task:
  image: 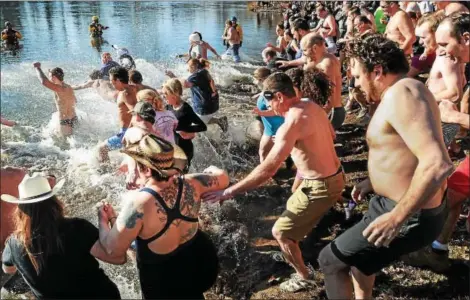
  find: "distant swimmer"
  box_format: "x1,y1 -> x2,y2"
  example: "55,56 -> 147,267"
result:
33,62 -> 78,137
89,16 -> 109,38
1,21 -> 22,48
188,32 -> 221,60
112,45 -> 136,71
71,70 -> 118,101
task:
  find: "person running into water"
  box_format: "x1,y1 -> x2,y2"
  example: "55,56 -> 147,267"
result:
99,52 -> 120,80
33,62 -> 77,137
137,89 -> 178,144
187,32 -> 221,60
71,70 -> 118,101
128,70 -> 157,92
112,45 -> 136,71
89,16 -> 109,38
1,174 -> 123,299
97,134 -> 228,299
221,20 -> 232,50
98,67 -> 137,162
166,59 -> 228,132
1,22 -> 22,48
301,33 -> 345,130
162,78 -> 207,171
312,4 -> 338,54
224,18 -> 242,62
318,35 -> 452,299
204,72 -> 345,292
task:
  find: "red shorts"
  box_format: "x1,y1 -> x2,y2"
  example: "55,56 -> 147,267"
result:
447,156 -> 470,196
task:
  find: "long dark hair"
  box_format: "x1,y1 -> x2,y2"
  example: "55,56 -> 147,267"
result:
14,196 -> 65,274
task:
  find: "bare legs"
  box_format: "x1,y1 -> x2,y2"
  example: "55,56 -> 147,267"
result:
272,229 -> 310,279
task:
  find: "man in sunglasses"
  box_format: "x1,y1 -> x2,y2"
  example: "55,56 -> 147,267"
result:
381,1 -> 416,64
204,72 -> 345,292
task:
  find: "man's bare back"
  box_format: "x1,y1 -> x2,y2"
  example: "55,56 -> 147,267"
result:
314,53 -> 343,108
366,78 -> 448,208
385,10 -> 415,56
427,55 -> 464,102
117,86 -> 137,128
284,101 -> 340,179
53,83 -> 77,120
444,2 -> 469,15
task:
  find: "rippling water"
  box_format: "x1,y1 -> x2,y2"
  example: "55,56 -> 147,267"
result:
1,1 -> 282,298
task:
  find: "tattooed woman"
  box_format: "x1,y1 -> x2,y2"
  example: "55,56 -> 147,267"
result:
97,134 -> 229,299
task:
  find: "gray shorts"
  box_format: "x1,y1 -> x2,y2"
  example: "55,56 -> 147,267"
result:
329,107 -> 346,130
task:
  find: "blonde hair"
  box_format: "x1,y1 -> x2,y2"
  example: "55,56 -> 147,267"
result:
162,78 -> 183,97
137,89 -> 164,111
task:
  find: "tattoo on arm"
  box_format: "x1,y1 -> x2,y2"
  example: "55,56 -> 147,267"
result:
193,174 -> 219,188
118,200 -> 144,229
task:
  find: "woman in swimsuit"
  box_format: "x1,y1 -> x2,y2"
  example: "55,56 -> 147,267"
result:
97,134 -> 229,299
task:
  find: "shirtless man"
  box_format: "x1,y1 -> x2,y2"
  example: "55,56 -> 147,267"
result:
226,21 -> 241,63
98,66 -> 137,162
402,12 -> 470,272
313,4 -> 338,54
426,51 -> 463,103
33,62 -> 77,136
72,70 -> 118,101
204,73 -> 345,292
318,35 -> 452,299
277,18 -> 311,69
435,1 -> 469,16
301,33 -> 345,130
381,1 -> 416,61
129,70 -> 157,92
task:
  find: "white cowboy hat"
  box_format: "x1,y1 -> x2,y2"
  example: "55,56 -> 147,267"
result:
1,174 -> 65,204
189,33 -> 201,43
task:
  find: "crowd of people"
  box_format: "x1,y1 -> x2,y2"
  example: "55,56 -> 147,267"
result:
1,1 -> 469,299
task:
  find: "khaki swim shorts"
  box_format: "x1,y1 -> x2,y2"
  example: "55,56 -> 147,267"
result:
273,169 -> 345,241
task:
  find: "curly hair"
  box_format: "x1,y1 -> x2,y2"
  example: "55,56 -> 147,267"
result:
285,68 -> 304,89
300,67 -> 332,106
345,34 -> 409,75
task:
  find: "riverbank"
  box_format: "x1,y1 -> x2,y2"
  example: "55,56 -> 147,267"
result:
1,63 -> 469,299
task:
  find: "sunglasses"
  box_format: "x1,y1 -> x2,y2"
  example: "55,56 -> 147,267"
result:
262,90 -> 278,101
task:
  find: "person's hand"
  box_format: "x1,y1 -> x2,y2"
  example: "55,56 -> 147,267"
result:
126,171 -> 138,190
276,60 -> 290,69
165,70 -> 176,78
351,178 -> 373,202
252,107 -> 262,115
97,201 -> 117,223
419,53 -> 427,61
216,55 -> 222,60
363,212 -> 403,247
439,100 -> 459,123
33,62 -> 41,68
266,42 -> 274,48
202,188 -> 233,204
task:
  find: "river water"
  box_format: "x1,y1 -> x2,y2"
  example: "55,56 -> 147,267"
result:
1,1 -> 282,298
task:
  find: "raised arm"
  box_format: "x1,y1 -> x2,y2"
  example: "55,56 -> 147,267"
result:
33,62 -> 64,93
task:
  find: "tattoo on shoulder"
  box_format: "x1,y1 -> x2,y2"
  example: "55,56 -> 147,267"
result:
118,201 -> 144,229
193,174 -> 219,188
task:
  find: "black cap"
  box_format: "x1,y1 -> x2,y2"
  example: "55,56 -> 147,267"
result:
132,101 -> 155,124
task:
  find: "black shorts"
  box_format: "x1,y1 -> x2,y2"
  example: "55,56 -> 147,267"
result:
330,194 -> 447,276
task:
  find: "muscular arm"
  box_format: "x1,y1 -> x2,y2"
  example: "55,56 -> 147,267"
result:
35,67 -> 63,92
99,195 -> 144,256
397,12 -> 416,51
226,112 -> 299,196
386,85 -> 454,223
433,61 -> 462,103
279,55 -> 307,68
